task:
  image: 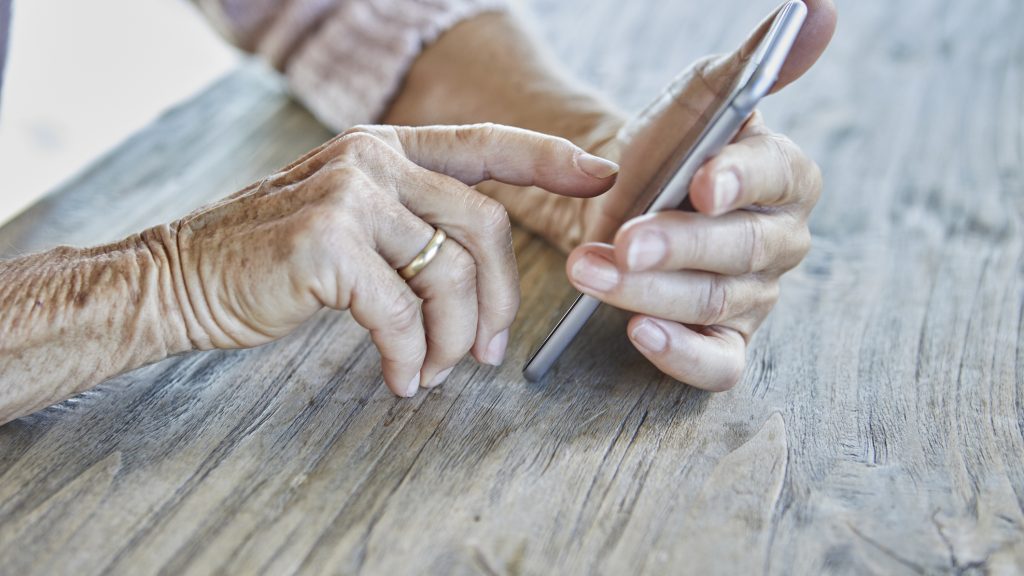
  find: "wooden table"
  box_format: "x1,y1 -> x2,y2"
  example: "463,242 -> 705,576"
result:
1,1 -> 1022,573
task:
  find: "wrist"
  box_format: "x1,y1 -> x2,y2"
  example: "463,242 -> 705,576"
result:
0,234 -> 194,422
136,225 -> 202,356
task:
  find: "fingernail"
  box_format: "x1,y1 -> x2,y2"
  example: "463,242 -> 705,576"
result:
428,367 -> 454,388
631,319 -> 668,353
713,170 -> 740,213
405,372 -> 421,397
483,329 -> 509,366
626,230 -> 667,271
571,253 -> 619,292
575,152 -> 620,179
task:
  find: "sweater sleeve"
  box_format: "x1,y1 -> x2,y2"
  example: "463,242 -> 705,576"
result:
194,0 -> 507,131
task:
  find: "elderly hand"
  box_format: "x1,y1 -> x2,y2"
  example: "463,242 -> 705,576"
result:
468,2 -> 835,391
161,124 -> 618,397
569,112 -> 819,391
559,4 -> 836,391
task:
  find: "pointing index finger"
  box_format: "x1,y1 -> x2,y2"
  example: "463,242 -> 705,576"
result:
357,124 -> 619,197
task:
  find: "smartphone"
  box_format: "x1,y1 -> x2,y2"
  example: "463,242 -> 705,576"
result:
523,0 -> 808,382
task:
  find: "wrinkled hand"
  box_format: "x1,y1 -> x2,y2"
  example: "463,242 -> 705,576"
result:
163,124 -> 618,397
570,111 -> 820,391
486,1 -> 836,390
568,2 -> 837,391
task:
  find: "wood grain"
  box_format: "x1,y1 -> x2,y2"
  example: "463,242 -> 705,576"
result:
1,0 -> 1023,574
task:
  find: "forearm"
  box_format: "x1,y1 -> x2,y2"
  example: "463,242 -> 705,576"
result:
0,229 -> 189,423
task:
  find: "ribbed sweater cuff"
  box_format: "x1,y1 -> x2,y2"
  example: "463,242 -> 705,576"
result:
285,0 -> 506,131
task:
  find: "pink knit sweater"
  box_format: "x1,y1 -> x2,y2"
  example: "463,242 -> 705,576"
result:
0,0 -> 505,129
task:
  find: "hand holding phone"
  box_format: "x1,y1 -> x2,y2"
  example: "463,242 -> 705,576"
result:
524,1 -> 809,382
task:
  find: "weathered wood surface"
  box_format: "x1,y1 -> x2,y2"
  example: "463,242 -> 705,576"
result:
1,0 -> 1023,573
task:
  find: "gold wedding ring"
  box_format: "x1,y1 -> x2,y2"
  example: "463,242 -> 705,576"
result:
398,227 -> 447,280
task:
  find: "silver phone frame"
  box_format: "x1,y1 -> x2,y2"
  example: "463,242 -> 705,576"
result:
523,0 -> 807,382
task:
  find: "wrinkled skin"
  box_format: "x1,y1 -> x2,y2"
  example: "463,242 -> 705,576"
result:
167,124 -> 619,397
0,2 -> 838,425
475,2 -> 837,390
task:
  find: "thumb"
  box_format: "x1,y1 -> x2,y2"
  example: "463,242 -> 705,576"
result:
624,1 -> 836,152
769,0 -> 837,92
714,0 -> 837,95
355,123 -> 620,198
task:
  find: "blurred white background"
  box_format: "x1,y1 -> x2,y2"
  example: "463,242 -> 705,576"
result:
0,0 -> 240,225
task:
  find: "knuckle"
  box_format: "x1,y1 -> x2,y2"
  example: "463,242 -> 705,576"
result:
317,161 -> 359,185
299,199 -> 356,241
761,135 -> 798,203
474,122 -> 499,139
747,280 -> 780,328
482,281 -> 521,333
409,344 -> 428,367
425,320 -> 473,363
346,124 -> 404,152
343,124 -> 378,137
763,280 -> 781,308
318,165 -> 376,212
540,133 -> 573,160
793,225 -> 813,262
431,334 -> 473,366
774,220 -> 812,272
689,57 -> 717,88
742,217 -> 768,274
341,124 -> 394,142
492,287 -> 521,326
447,247 -> 478,294
455,123 -> 491,146
767,136 -> 798,202
770,134 -> 822,209
688,54 -> 740,99
705,333 -> 747,393
685,225 -> 708,269
477,196 -> 512,239
387,291 -> 423,336
804,160 -> 824,207
699,275 -> 730,326
337,129 -> 387,159
322,162 -> 362,183
786,142 -> 821,203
